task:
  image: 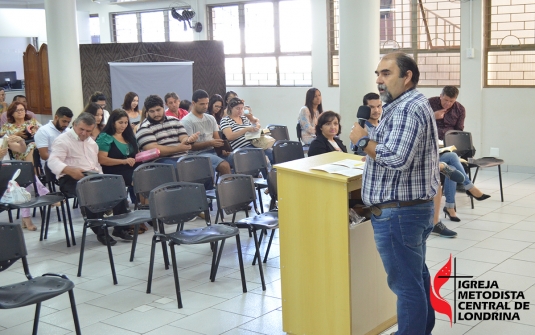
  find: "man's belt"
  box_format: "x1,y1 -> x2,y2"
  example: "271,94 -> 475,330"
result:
370,199 -> 432,217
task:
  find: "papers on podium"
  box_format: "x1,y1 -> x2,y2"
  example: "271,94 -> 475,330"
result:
311,159 -> 365,177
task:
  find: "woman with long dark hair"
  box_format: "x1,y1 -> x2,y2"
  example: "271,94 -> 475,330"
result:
82,102 -> 105,140
96,109 -> 139,205
207,94 -> 225,124
298,88 -> 323,145
122,91 -> 140,126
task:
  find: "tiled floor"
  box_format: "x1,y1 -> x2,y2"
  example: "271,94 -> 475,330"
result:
1,169 -> 535,334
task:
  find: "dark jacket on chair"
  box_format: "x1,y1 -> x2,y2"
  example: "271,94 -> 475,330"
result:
308,133 -> 347,157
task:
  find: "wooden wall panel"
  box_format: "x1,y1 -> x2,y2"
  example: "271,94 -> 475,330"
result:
23,44 -> 41,113
38,44 -> 52,115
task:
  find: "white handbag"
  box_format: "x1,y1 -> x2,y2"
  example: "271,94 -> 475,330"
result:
0,169 -> 31,204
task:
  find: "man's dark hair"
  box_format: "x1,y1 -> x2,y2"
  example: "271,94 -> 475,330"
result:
55,106 -> 73,118
90,91 -> 106,102
144,95 -> 164,111
179,99 -> 191,111
363,93 -> 380,106
73,112 -> 96,126
192,89 -> 209,102
441,86 -> 459,99
12,94 -> 26,102
164,92 -> 179,104
388,52 -> 420,88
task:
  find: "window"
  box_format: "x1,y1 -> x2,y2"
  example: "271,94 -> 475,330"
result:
327,0 -> 461,87
485,0 -> 535,87
89,14 -> 101,44
112,9 -> 194,43
208,0 -> 312,87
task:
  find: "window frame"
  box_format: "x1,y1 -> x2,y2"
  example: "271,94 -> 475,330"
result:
483,0 -> 535,88
110,7 -> 192,43
207,0 -> 313,87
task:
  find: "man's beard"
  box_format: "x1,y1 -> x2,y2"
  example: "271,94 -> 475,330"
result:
54,121 -> 65,131
378,84 -> 393,104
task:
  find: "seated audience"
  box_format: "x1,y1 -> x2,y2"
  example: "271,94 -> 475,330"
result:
180,90 -> 231,178
428,86 -> 465,141
83,102 -> 105,140
0,95 -> 36,128
48,112 -> 132,245
207,94 -> 225,125
353,93 -> 382,155
122,92 -> 141,126
34,107 -> 73,167
0,88 -> 7,115
298,87 -> 323,145
179,99 -> 192,113
308,111 -> 347,157
0,101 -> 41,162
96,109 -> 139,204
134,106 -> 146,134
224,90 -> 238,108
135,95 -> 198,165
89,91 -> 110,124
220,97 -> 273,164
164,92 -> 188,120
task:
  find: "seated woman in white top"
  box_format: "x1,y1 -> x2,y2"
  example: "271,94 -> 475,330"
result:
298,87 -> 323,145
308,111 -> 347,157
219,98 -> 274,164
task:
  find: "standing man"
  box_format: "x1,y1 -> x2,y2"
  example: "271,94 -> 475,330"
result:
164,92 -> 189,120
350,52 -> 439,335
180,89 -> 231,177
428,86 -> 465,141
34,106 -> 73,167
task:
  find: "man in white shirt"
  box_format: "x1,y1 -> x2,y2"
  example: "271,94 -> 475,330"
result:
34,107 -> 73,167
49,112 -> 132,245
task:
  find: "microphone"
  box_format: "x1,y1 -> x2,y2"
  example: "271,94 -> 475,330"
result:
356,105 -> 371,128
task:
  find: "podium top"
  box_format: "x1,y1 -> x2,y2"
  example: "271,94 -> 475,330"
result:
274,151 -> 364,183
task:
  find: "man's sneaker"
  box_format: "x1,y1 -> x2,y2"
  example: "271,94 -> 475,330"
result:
432,221 -> 458,238
97,234 -> 117,246
440,163 -> 465,183
112,230 -> 134,241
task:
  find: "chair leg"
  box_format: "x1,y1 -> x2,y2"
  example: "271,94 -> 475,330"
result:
159,222 -> 169,269
209,241 -> 219,281
68,290 -> 82,335
65,198 -> 76,245
7,209 -> 13,223
60,203 -> 71,247
169,243 -> 183,309
32,303 -> 41,335
16,208 -> 19,220
263,229 -> 276,263
210,239 -> 226,282
235,234 -> 247,293
103,228 -> 118,285
469,167 -> 475,209
77,224 -> 88,277
146,235 -> 158,294
56,206 -> 61,222
252,228 -> 266,291
498,165 -> 504,202
257,187 -> 264,213
130,224 -> 139,262
39,207 -> 47,241
44,205 -> 52,240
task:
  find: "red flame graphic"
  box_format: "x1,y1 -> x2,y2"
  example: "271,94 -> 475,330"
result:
430,254 -> 452,326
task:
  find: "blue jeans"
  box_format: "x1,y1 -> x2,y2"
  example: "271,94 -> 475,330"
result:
440,152 -> 473,208
371,201 -> 435,335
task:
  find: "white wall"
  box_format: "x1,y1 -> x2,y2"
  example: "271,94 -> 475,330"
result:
0,37 -> 32,80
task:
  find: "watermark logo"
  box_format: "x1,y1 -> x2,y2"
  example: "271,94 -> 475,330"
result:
429,254 -> 530,327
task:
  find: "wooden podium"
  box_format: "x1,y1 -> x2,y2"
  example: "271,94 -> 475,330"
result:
275,152 -> 397,335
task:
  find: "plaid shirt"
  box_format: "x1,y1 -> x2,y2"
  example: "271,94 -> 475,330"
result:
362,89 -> 440,206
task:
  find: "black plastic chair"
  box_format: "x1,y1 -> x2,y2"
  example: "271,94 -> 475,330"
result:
176,155 -> 225,222
266,124 -> 290,141
267,168 -> 278,211
76,174 -> 151,285
44,162 -> 76,244
444,130 -> 504,208
0,162 -> 71,246
296,122 -> 309,154
217,174 -> 279,290
146,182 -> 247,308
232,147 -> 269,213
133,163 -> 177,211
0,223 -> 81,335
272,140 -> 305,164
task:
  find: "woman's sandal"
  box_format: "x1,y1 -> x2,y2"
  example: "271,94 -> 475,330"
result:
22,218 -> 37,231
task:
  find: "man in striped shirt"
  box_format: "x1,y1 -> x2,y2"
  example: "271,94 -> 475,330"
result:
136,95 -> 198,164
350,53 -> 439,335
